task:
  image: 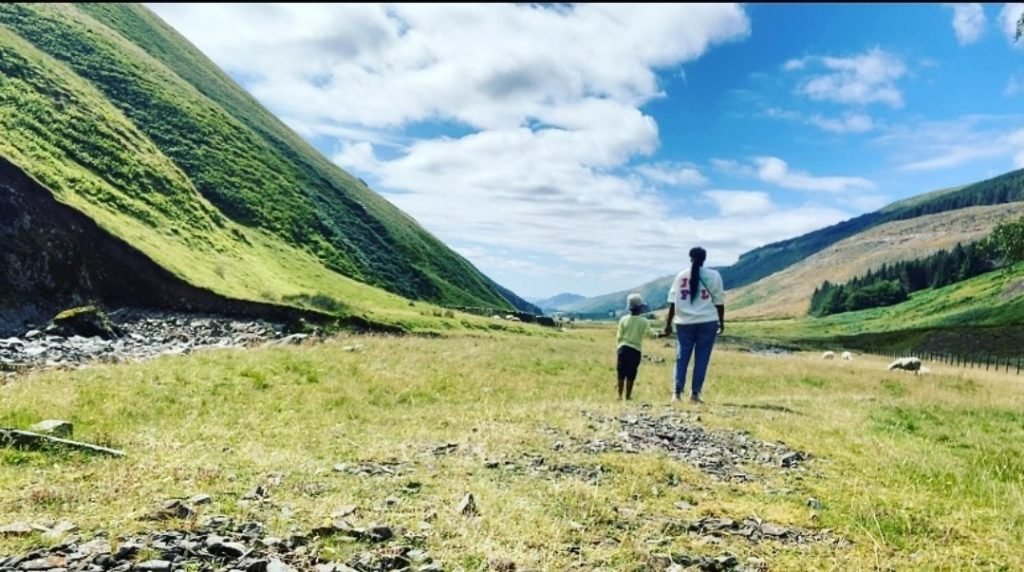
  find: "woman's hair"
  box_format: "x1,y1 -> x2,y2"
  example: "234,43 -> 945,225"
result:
689,246 -> 707,303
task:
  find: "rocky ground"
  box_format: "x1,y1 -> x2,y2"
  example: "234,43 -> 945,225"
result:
0,410 -> 842,571
0,510 -> 782,572
1,316 -> 842,571
0,513 -> 441,572
572,409 -> 812,483
0,308 -> 297,381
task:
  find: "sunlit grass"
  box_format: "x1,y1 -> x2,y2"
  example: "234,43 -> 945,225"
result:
2,328 -> 1022,570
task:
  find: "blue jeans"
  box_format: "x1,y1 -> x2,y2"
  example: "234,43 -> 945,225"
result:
674,321 -> 719,397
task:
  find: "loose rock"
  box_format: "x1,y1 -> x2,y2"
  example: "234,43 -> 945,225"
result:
575,410 -> 812,481
0,522 -> 34,536
0,517 -> 442,572
456,493 -> 478,517
0,309 -> 289,376
28,420 -> 73,438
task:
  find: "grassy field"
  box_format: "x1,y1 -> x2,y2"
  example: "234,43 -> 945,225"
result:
729,262 -> 1024,356
2,326 -> 1023,570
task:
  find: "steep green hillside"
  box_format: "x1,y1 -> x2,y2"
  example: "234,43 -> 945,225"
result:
727,203 -> 1024,319
721,168 -> 1024,289
0,3 -> 535,318
733,261 -> 1024,356
568,169 -> 1024,318
878,184 -> 965,213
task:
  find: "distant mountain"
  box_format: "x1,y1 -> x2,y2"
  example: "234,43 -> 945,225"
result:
719,168 -> 1024,290
566,168 -> 1024,319
0,3 -> 535,325
532,293 -> 586,312
728,202 -> 1024,319
559,277 -> 673,317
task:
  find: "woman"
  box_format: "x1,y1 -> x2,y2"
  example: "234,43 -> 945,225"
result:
663,247 -> 725,403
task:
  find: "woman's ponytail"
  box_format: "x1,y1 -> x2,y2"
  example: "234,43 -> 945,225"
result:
688,247 -> 706,303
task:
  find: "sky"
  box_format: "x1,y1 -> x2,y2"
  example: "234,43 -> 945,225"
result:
148,3 -> 1024,299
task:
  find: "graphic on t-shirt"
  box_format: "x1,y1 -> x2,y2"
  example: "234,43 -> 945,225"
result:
679,278 -> 709,301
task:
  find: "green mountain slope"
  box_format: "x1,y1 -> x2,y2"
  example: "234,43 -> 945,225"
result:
720,168 -> 1024,289
561,277 -> 673,317
567,169 -> 1024,318
727,202 -> 1024,319
0,3 -> 537,320
733,261 -> 1024,356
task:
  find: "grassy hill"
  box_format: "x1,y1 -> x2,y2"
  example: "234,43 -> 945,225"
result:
0,3 -> 537,325
566,170 -> 1024,318
728,202 -> 1024,319
720,168 -> 1024,289
732,260 -> 1024,356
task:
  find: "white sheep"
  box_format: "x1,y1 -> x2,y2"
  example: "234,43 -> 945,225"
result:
888,357 -> 922,373
841,351 -> 853,361
821,351 -> 835,360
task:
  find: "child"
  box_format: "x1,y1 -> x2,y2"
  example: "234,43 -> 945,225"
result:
616,293 -> 650,400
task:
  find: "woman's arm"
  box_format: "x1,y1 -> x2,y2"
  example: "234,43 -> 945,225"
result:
663,303 -> 675,336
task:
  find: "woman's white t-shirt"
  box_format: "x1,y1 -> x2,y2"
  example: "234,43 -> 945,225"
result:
667,267 -> 725,325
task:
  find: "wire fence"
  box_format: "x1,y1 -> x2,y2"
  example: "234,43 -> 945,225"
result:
867,347 -> 1023,375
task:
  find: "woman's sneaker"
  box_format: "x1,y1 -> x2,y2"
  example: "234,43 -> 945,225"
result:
690,394 -> 704,404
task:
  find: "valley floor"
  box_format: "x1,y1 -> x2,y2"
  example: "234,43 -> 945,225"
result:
2,327 -> 1023,571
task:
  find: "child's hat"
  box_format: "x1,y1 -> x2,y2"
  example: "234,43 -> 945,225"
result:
626,293 -> 645,309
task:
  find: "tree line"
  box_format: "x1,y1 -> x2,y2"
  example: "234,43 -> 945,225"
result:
809,216 -> 1024,317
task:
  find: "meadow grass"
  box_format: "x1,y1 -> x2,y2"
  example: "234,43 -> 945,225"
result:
2,327 -> 1023,570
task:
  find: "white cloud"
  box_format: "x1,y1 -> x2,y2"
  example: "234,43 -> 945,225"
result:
899,147 -> 1002,171
703,190 -> 774,216
710,158 -> 754,177
877,116 -> 1024,171
787,48 -> 907,108
333,136 -> 854,295
947,4 -> 987,45
753,157 -> 877,193
635,163 -> 708,186
763,107 -> 801,121
149,5 -> 757,294
809,113 -> 875,133
1005,73 -> 1024,96
782,58 -> 806,72
999,3 -> 1024,44
334,126 -> 666,268
763,108 -> 875,134
333,141 -> 380,174
150,4 -> 751,130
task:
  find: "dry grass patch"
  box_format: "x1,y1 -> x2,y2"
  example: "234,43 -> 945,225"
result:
1,331 -> 1023,570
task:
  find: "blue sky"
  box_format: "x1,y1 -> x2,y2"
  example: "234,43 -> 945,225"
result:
150,3 -> 1024,299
